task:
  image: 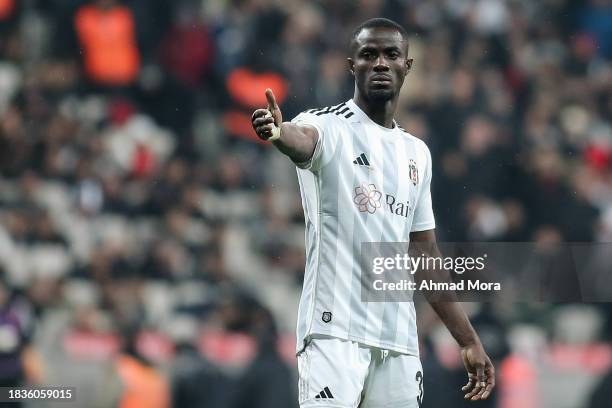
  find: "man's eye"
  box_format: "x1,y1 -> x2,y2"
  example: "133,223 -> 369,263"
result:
388,52 -> 399,59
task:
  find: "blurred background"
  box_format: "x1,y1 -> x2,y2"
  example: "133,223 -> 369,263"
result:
0,0 -> 611,407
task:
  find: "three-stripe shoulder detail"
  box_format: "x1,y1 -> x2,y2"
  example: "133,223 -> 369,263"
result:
306,102 -> 354,119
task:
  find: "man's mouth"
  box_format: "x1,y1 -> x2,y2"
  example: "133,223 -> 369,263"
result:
370,75 -> 392,85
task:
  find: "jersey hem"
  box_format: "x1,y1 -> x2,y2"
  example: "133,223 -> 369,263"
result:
296,332 -> 420,357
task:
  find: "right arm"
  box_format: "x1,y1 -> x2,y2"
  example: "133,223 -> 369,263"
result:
251,89 -> 319,164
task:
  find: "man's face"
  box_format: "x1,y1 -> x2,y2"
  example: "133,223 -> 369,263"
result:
348,27 -> 412,103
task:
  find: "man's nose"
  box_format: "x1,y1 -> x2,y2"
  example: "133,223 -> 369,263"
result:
374,56 -> 389,70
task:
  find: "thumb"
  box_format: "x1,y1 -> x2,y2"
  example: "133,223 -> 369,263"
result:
265,88 -> 278,111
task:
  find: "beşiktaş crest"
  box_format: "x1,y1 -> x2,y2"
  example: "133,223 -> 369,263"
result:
408,159 -> 419,186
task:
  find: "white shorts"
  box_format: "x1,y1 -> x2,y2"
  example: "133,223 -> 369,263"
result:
297,335 -> 424,408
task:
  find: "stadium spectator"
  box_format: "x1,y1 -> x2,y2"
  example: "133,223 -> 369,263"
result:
0,278 -> 43,406
74,0 -> 140,87
170,320 -> 230,408
159,4 -> 215,88
0,280 -> 26,390
229,307 -> 298,408
115,331 -> 170,408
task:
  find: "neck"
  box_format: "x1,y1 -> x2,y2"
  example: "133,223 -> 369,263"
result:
353,91 -> 397,129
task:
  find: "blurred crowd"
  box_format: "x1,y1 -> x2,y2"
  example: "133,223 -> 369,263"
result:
1,0 -> 612,407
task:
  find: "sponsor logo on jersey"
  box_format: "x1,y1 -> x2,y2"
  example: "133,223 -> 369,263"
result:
354,183 -> 413,218
353,184 -> 382,213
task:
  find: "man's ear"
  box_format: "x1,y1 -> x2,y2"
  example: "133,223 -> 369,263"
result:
405,58 -> 413,75
347,58 -> 355,76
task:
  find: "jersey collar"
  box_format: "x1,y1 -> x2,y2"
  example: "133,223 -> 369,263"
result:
346,99 -> 399,133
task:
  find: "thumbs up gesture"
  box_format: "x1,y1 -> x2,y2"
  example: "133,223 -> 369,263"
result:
251,88 -> 283,141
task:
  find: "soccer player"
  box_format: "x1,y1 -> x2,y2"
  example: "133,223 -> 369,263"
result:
251,18 -> 495,408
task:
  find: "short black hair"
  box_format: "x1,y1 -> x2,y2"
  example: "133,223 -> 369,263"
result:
349,18 -> 409,54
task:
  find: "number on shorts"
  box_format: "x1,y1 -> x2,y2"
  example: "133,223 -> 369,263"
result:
415,370 -> 423,407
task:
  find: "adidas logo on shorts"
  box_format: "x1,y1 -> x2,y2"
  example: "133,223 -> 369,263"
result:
314,386 -> 334,399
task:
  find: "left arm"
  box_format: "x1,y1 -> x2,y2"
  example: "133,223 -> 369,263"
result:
410,229 -> 495,401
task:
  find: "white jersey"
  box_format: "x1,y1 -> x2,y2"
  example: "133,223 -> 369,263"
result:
292,99 -> 435,356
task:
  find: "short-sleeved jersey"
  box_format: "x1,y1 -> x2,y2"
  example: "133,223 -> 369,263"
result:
292,99 -> 435,356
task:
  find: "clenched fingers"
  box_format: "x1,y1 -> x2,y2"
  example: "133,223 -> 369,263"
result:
252,108 -> 276,139
259,124 -> 275,134
252,108 -> 271,121
253,115 -> 275,128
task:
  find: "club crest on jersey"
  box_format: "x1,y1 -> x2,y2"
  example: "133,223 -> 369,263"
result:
322,311 -> 332,323
354,183 -> 382,214
409,159 -> 419,186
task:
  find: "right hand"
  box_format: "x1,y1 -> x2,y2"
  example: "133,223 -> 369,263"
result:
251,88 -> 283,141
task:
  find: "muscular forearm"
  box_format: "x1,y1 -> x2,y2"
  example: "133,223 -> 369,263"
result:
272,122 -> 318,164
410,223 -> 493,400
410,231 -> 481,348
428,302 -> 480,347
415,262 -> 481,347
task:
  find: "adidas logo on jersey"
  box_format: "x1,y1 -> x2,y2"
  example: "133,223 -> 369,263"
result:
353,153 -> 371,167
314,387 -> 334,399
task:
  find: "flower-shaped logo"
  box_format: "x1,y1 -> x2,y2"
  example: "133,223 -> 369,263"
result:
354,183 -> 382,214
